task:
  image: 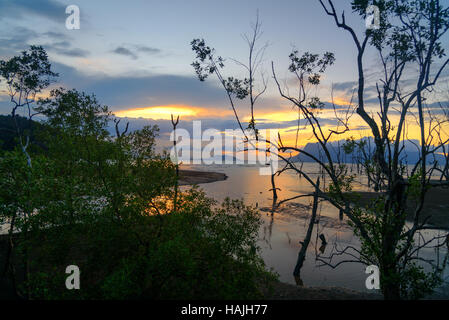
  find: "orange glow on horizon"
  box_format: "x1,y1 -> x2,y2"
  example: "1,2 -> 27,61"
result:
114,103 -> 449,149
114,105 -> 198,120
245,111 -> 299,123
330,97 -> 352,106
114,104 -> 237,120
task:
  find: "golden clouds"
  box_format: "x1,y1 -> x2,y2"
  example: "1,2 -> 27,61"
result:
114,104 -> 237,120
329,96 -> 352,106
114,105 -> 198,120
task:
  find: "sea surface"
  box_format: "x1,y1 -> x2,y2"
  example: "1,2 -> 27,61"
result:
2,161 -> 448,297
182,162 -> 449,297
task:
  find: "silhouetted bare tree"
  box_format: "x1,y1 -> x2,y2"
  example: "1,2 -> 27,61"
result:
192,0 -> 449,299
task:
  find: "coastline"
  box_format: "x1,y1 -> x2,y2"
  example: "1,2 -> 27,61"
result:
176,169 -> 383,300
178,169 -> 227,186
347,186 -> 449,230
2,170 -> 444,300
264,281 -> 382,300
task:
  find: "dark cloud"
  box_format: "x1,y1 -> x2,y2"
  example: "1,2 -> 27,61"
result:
108,117 -> 312,141
109,118 -> 243,137
0,59 -> 300,135
52,47 -> 89,57
42,36 -> 90,57
363,97 -> 380,105
84,74 -> 227,109
112,45 -> 162,60
280,118 -> 342,133
332,81 -> 357,91
112,46 -> 138,60
51,45 -> 89,57
0,27 -> 38,56
34,61 -> 229,111
0,26 -> 90,58
136,46 -> 161,55
42,31 -> 67,40
425,101 -> 449,109
51,40 -> 71,47
1,58 -> 349,119
352,125 -> 371,131
0,0 -> 67,23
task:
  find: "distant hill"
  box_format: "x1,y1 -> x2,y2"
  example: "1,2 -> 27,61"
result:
290,137 -> 448,165
0,115 -> 46,152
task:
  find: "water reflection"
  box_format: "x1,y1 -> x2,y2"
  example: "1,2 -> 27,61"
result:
182,163 -> 449,296
318,235 -> 328,254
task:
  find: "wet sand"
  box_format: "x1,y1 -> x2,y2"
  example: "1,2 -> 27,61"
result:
349,186 -> 449,230
178,170 -> 227,186
264,281 -> 382,300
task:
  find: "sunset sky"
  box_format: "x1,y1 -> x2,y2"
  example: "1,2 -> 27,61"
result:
1,0 -> 448,149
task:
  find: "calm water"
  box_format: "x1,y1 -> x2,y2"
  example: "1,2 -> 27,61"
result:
182,162 -> 449,296
1,161 -> 447,296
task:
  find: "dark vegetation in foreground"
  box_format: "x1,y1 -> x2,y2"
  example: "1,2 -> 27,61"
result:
0,47 -> 275,299
347,188 -> 449,230
190,0 -> 449,300
1,191 -> 273,299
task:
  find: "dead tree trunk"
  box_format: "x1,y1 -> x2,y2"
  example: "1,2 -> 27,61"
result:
270,172 -> 278,201
293,177 -> 320,279
171,115 -> 180,212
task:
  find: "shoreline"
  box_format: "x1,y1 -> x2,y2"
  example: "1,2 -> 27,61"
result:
347,186 -> 449,230
0,230 -> 381,300
178,169 -> 227,186
264,281 -> 382,300
0,168 -> 382,300
2,171 -> 446,300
